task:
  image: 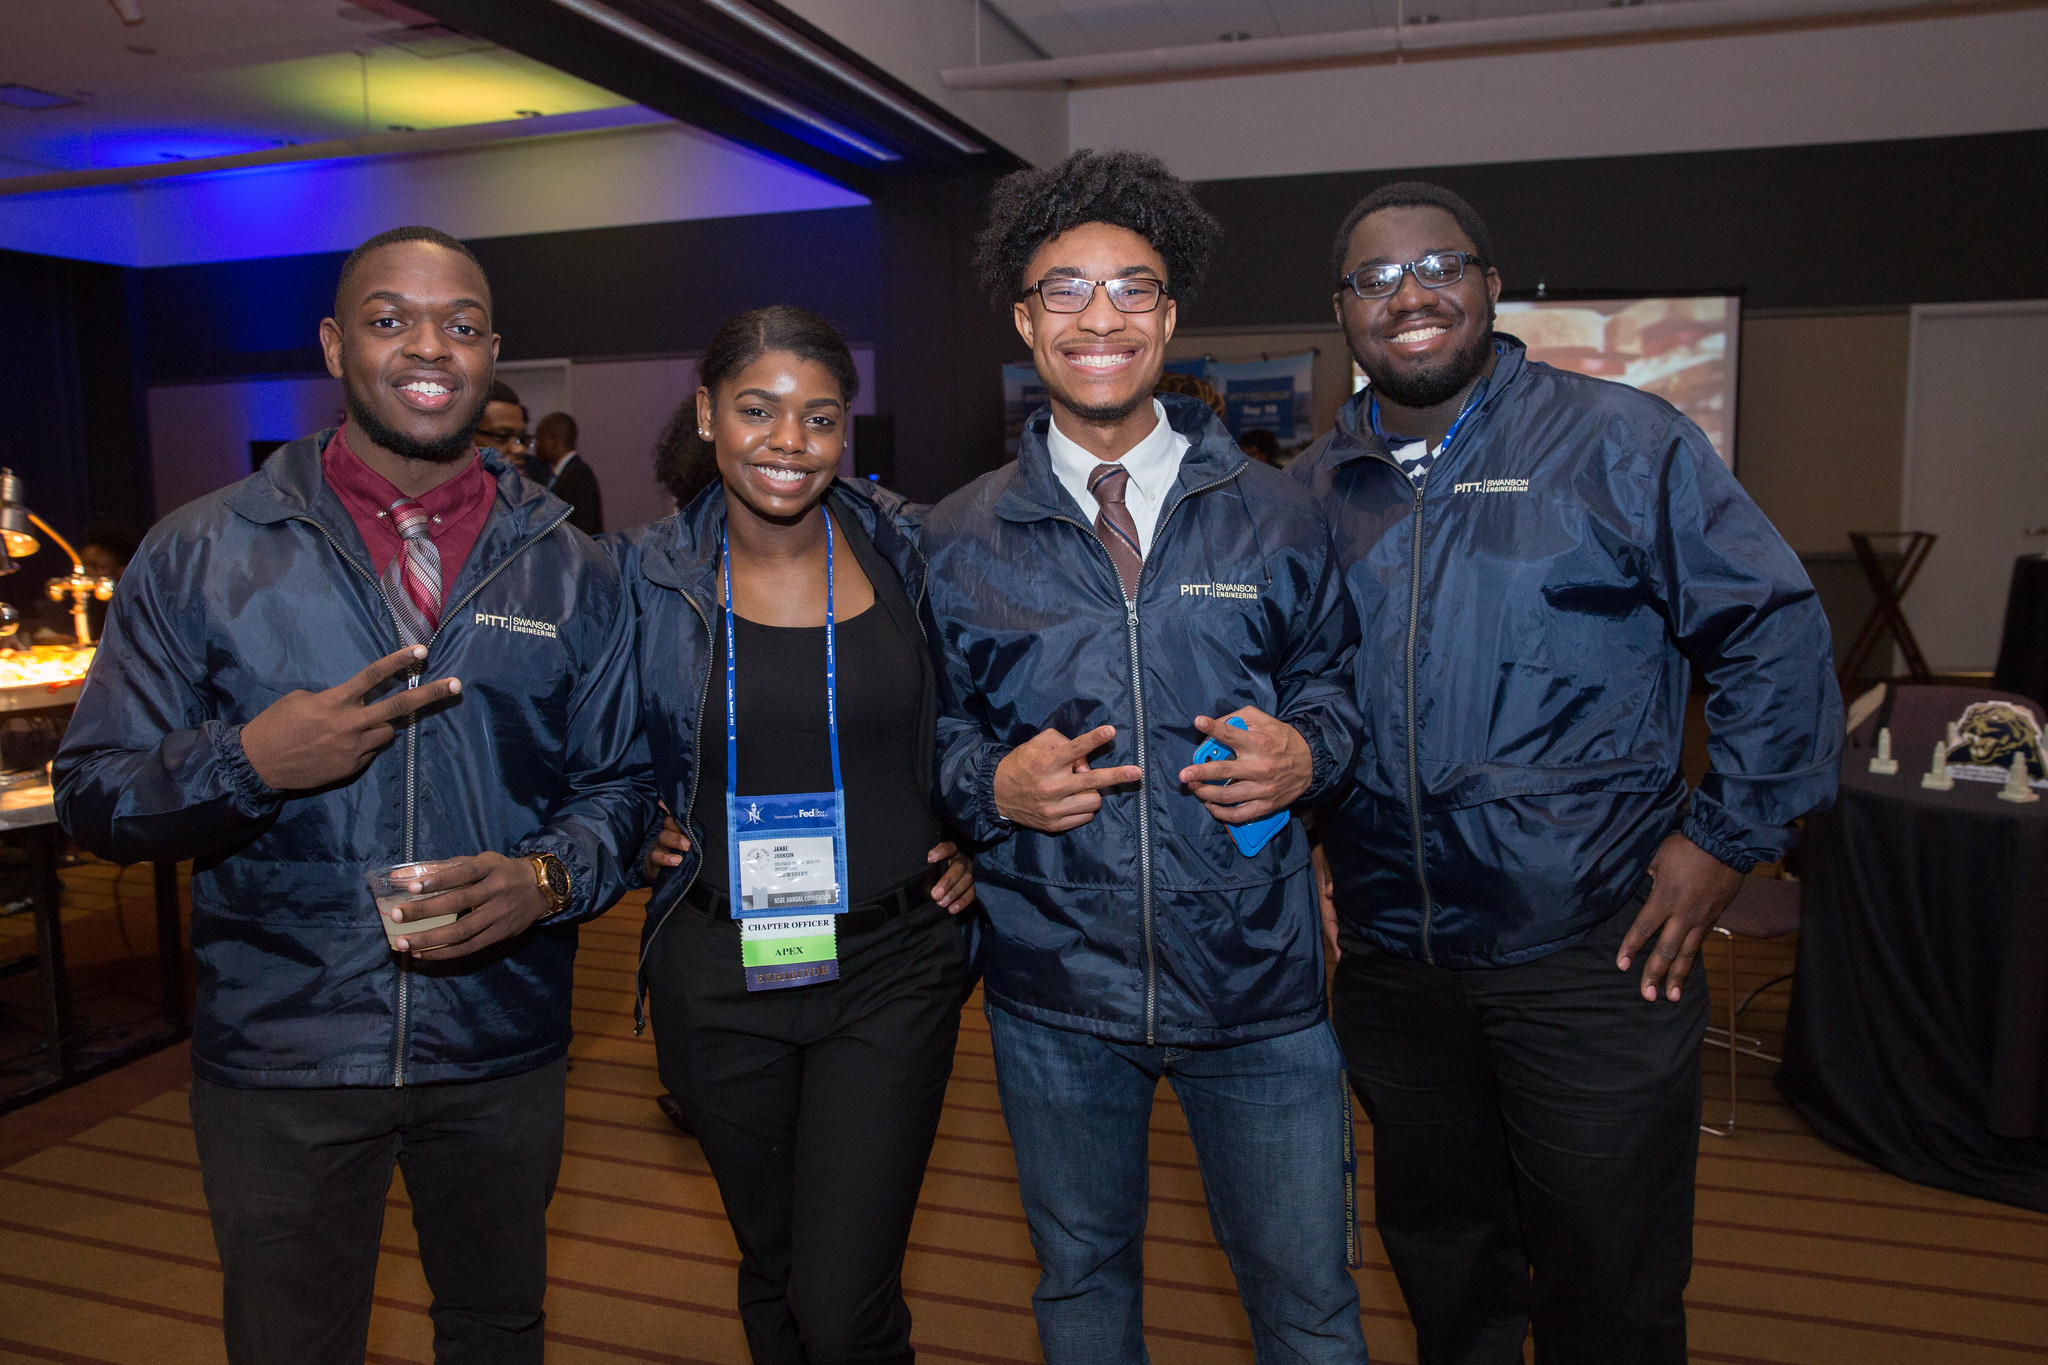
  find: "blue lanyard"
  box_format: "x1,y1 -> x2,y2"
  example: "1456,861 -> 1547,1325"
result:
722,510 -> 843,803
1370,373 -> 1489,456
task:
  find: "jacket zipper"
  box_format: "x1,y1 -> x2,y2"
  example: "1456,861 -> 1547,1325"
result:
1402,476 -> 1436,963
1050,466 -> 1242,1046
633,587 -> 716,1036
297,507 -> 569,1084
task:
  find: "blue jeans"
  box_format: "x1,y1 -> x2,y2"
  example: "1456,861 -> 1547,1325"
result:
987,1005 -> 1370,1365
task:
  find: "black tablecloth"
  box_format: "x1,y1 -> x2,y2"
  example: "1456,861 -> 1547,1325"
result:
1778,761 -> 2048,1211
1993,556 -> 2048,709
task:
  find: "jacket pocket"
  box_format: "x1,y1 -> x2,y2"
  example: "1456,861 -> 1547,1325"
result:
1416,757 -> 1674,812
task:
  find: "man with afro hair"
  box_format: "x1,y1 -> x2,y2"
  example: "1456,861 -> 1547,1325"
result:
922,150 -> 1371,1363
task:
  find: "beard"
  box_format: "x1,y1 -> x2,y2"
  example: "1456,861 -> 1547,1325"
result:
343,368 -> 488,464
1040,365 -> 1157,427
1356,321 -> 1495,410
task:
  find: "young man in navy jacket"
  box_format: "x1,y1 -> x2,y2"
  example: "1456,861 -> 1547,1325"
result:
55,227 -> 648,1365
923,150 -> 1370,1364
1294,182 -> 1841,1364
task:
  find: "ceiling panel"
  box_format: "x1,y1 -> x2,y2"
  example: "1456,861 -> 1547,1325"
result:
986,0 -> 1727,53
0,0 -> 629,174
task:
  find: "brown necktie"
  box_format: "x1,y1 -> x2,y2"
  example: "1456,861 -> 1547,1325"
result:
1089,462 -> 1143,600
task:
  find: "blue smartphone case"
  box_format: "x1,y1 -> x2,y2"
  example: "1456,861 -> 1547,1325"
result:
1191,716 -> 1291,857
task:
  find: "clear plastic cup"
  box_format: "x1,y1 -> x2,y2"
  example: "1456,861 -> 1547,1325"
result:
366,860 -> 468,947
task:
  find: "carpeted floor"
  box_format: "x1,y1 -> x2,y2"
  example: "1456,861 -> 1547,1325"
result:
2,865 -> 2046,1364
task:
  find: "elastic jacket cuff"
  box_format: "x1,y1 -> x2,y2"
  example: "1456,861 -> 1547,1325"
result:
212,721 -> 283,815
622,811 -> 665,891
1680,808 -> 1761,876
976,744 -> 1016,843
1296,717 -> 1340,806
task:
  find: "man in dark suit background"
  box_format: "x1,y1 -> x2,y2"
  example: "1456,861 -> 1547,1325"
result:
534,411 -> 603,535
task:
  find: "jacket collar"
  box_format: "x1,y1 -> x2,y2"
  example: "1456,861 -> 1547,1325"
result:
227,429 -> 566,604
228,428 -> 556,535
1326,332 -> 1528,471
637,479 -> 906,610
994,390 -> 1247,525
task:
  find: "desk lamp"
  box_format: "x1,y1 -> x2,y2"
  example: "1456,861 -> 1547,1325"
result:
0,469 -> 114,646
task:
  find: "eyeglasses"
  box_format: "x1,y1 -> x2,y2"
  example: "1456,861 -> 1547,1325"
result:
1023,276 -> 1168,314
1336,251 -> 1488,300
477,426 -> 532,450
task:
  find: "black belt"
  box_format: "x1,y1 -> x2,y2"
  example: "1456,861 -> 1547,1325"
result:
681,877 -> 923,934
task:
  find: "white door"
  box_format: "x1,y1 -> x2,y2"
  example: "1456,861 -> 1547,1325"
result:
1900,300 -> 2048,672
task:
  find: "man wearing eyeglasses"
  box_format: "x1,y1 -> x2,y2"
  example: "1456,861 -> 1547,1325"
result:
477,380 -> 532,475
922,150 -> 1368,1364
1293,181 -> 1841,1363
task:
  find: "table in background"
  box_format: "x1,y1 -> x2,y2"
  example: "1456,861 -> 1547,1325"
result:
1779,760 -> 2048,1211
0,783 -> 188,1114
1994,554 -> 2048,708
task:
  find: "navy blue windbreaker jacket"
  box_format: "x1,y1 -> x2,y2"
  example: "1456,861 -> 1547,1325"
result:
603,478 -> 951,1029
54,433 -> 650,1088
1291,336 -> 1843,968
925,394 -> 1362,1046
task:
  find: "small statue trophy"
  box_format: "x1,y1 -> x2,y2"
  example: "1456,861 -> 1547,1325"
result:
1997,751 -> 2040,804
1920,740 -> 1954,791
1868,726 -> 1900,775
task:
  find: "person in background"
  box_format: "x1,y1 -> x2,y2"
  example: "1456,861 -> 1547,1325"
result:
54,225 -> 649,1365
477,380 -> 533,474
616,305 -> 977,1362
1238,427 -> 1283,467
649,399 -> 720,512
535,411 -> 603,535
923,149 -> 1369,1364
1294,180 -> 1842,1364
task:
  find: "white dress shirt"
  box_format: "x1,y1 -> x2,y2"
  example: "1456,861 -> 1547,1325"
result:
1045,399 -> 1190,558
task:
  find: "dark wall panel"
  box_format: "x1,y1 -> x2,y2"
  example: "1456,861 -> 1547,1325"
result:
1192,129 -> 2048,327
142,206 -> 882,381
0,249 -> 153,552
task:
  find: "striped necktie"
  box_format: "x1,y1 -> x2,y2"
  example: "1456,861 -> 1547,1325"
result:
1089,462 -> 1143,601
381,495 -> 442,646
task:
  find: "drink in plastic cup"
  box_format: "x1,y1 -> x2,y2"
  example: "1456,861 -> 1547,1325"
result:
366,860 -> 466,947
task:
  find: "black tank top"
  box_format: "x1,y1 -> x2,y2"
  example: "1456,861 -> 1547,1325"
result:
694,601 -> 940,905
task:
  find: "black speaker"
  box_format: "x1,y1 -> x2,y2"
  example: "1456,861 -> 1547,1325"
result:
852,415 -> 896,489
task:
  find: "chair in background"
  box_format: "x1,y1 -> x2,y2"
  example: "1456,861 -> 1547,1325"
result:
1701,872 -> 1802,1138
1840,530 -> 1936,692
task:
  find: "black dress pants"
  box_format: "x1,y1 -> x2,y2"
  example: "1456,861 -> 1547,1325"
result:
188,1058 -> 567,1365
648,896 -> 967,1365
1331,905 -> 1706,1365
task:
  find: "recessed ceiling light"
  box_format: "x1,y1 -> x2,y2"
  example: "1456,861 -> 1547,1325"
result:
1218,30 -> 1251,41
1405,12 -> 1440,22
0,84 -> 79,110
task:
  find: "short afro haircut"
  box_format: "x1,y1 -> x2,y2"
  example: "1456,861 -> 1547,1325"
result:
334,225 -> 488,318
1329,181 -> 1496,283
975,149 -> 1222,314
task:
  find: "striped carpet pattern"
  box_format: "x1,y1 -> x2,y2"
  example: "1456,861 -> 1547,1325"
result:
4,875 -> 2048,1364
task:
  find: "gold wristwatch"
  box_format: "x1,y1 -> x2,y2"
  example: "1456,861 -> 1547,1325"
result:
528,852 -> 570,915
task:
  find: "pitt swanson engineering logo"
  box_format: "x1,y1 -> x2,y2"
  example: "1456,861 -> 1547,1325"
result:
1453,477 -> 1531,495
473,610 -> 559,640
1181,583 -> 1260,601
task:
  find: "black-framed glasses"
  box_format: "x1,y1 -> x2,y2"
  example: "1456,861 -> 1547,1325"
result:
477,425 -> 532,450
1023,276 -> 1168,314
1336,251 -> 1488,300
